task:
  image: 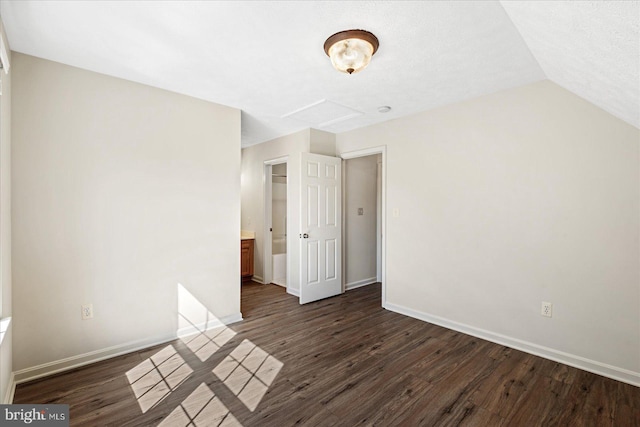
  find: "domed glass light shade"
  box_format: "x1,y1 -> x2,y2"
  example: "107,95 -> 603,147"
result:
324,30 -> 379,74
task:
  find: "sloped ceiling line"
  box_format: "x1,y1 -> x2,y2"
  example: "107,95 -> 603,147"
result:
500,0 -> 640,129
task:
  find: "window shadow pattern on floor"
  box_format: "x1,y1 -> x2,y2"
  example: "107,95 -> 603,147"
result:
212,339 -> 284,411
125,283 -> 284,426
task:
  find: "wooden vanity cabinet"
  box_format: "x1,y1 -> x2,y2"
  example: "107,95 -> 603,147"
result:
241,239 -> 254,281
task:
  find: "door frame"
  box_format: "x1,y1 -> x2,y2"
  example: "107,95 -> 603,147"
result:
340,146 -> 387,308
263,156 -> 289,290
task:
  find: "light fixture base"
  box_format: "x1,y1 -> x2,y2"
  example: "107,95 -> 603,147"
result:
323,29 -> 379,56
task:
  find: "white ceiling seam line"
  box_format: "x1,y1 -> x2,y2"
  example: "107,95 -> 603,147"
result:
497,0 -> 548,81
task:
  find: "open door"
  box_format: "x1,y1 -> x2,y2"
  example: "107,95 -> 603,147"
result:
299,152 -> 342,304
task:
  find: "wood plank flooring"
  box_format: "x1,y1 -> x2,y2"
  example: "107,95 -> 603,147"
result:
14,282 -> 640,426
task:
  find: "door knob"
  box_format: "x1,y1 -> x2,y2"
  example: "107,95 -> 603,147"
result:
301,233 -> 309,239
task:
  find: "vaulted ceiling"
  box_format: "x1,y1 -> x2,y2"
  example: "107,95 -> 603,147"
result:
1,1 -> 638,147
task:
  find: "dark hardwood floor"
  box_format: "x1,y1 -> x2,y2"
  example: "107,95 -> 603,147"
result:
14,282 -> 639,426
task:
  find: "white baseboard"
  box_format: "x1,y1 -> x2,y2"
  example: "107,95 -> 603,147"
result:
251,275 -> 265,284
385,302 -> 640,388
3,372 -> 15,404
287,287 -> 300,297
14,312 -> 243,385
271,282 -> 286,288
177,312 -> 243,338
345,277 -> 377,291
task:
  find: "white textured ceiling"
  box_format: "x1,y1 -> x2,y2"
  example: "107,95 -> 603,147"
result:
501,0 -> 640,129
0,1 -> 637,147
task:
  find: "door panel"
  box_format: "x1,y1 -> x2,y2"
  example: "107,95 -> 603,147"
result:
307,240 -> 319,284
300,152 -> 342,304
307,185 -> 319,227
326,186 -> 337,226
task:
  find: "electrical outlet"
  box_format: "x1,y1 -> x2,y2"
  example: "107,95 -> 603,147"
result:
358,208 -> 364,215
541,302 -> 552,318
81,304 -> 94,320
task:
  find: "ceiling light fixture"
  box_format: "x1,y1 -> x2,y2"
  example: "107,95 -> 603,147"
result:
324,29 -> 379,75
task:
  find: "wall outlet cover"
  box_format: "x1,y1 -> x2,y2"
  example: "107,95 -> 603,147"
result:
541,301 -> 552,318
81,304 -> 94,320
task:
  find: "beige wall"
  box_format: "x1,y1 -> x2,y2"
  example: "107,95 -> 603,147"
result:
0,18 -> 11,403
337,80 -> 640,383
309,128 -> 336,156
12,53 -> 241,374
344,155 -> 379,288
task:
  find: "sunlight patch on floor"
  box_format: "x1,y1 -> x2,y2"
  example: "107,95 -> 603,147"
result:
126,345 -> 193,413
159,382 -> 242,427
180,325 -> 236,362
127,284 -> 282,421
212,339 -> 284,411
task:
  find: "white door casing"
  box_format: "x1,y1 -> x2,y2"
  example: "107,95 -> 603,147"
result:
299,152 -> 342,304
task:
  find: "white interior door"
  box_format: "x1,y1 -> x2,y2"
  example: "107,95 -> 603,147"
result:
300,152 -> 342,304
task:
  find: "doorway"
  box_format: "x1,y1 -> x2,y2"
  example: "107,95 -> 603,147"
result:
262,148 -> 386,306
271,163 -> 287,287
263,157 -> 289,290
341,147 -> 386,307
343,155 -> 381,288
